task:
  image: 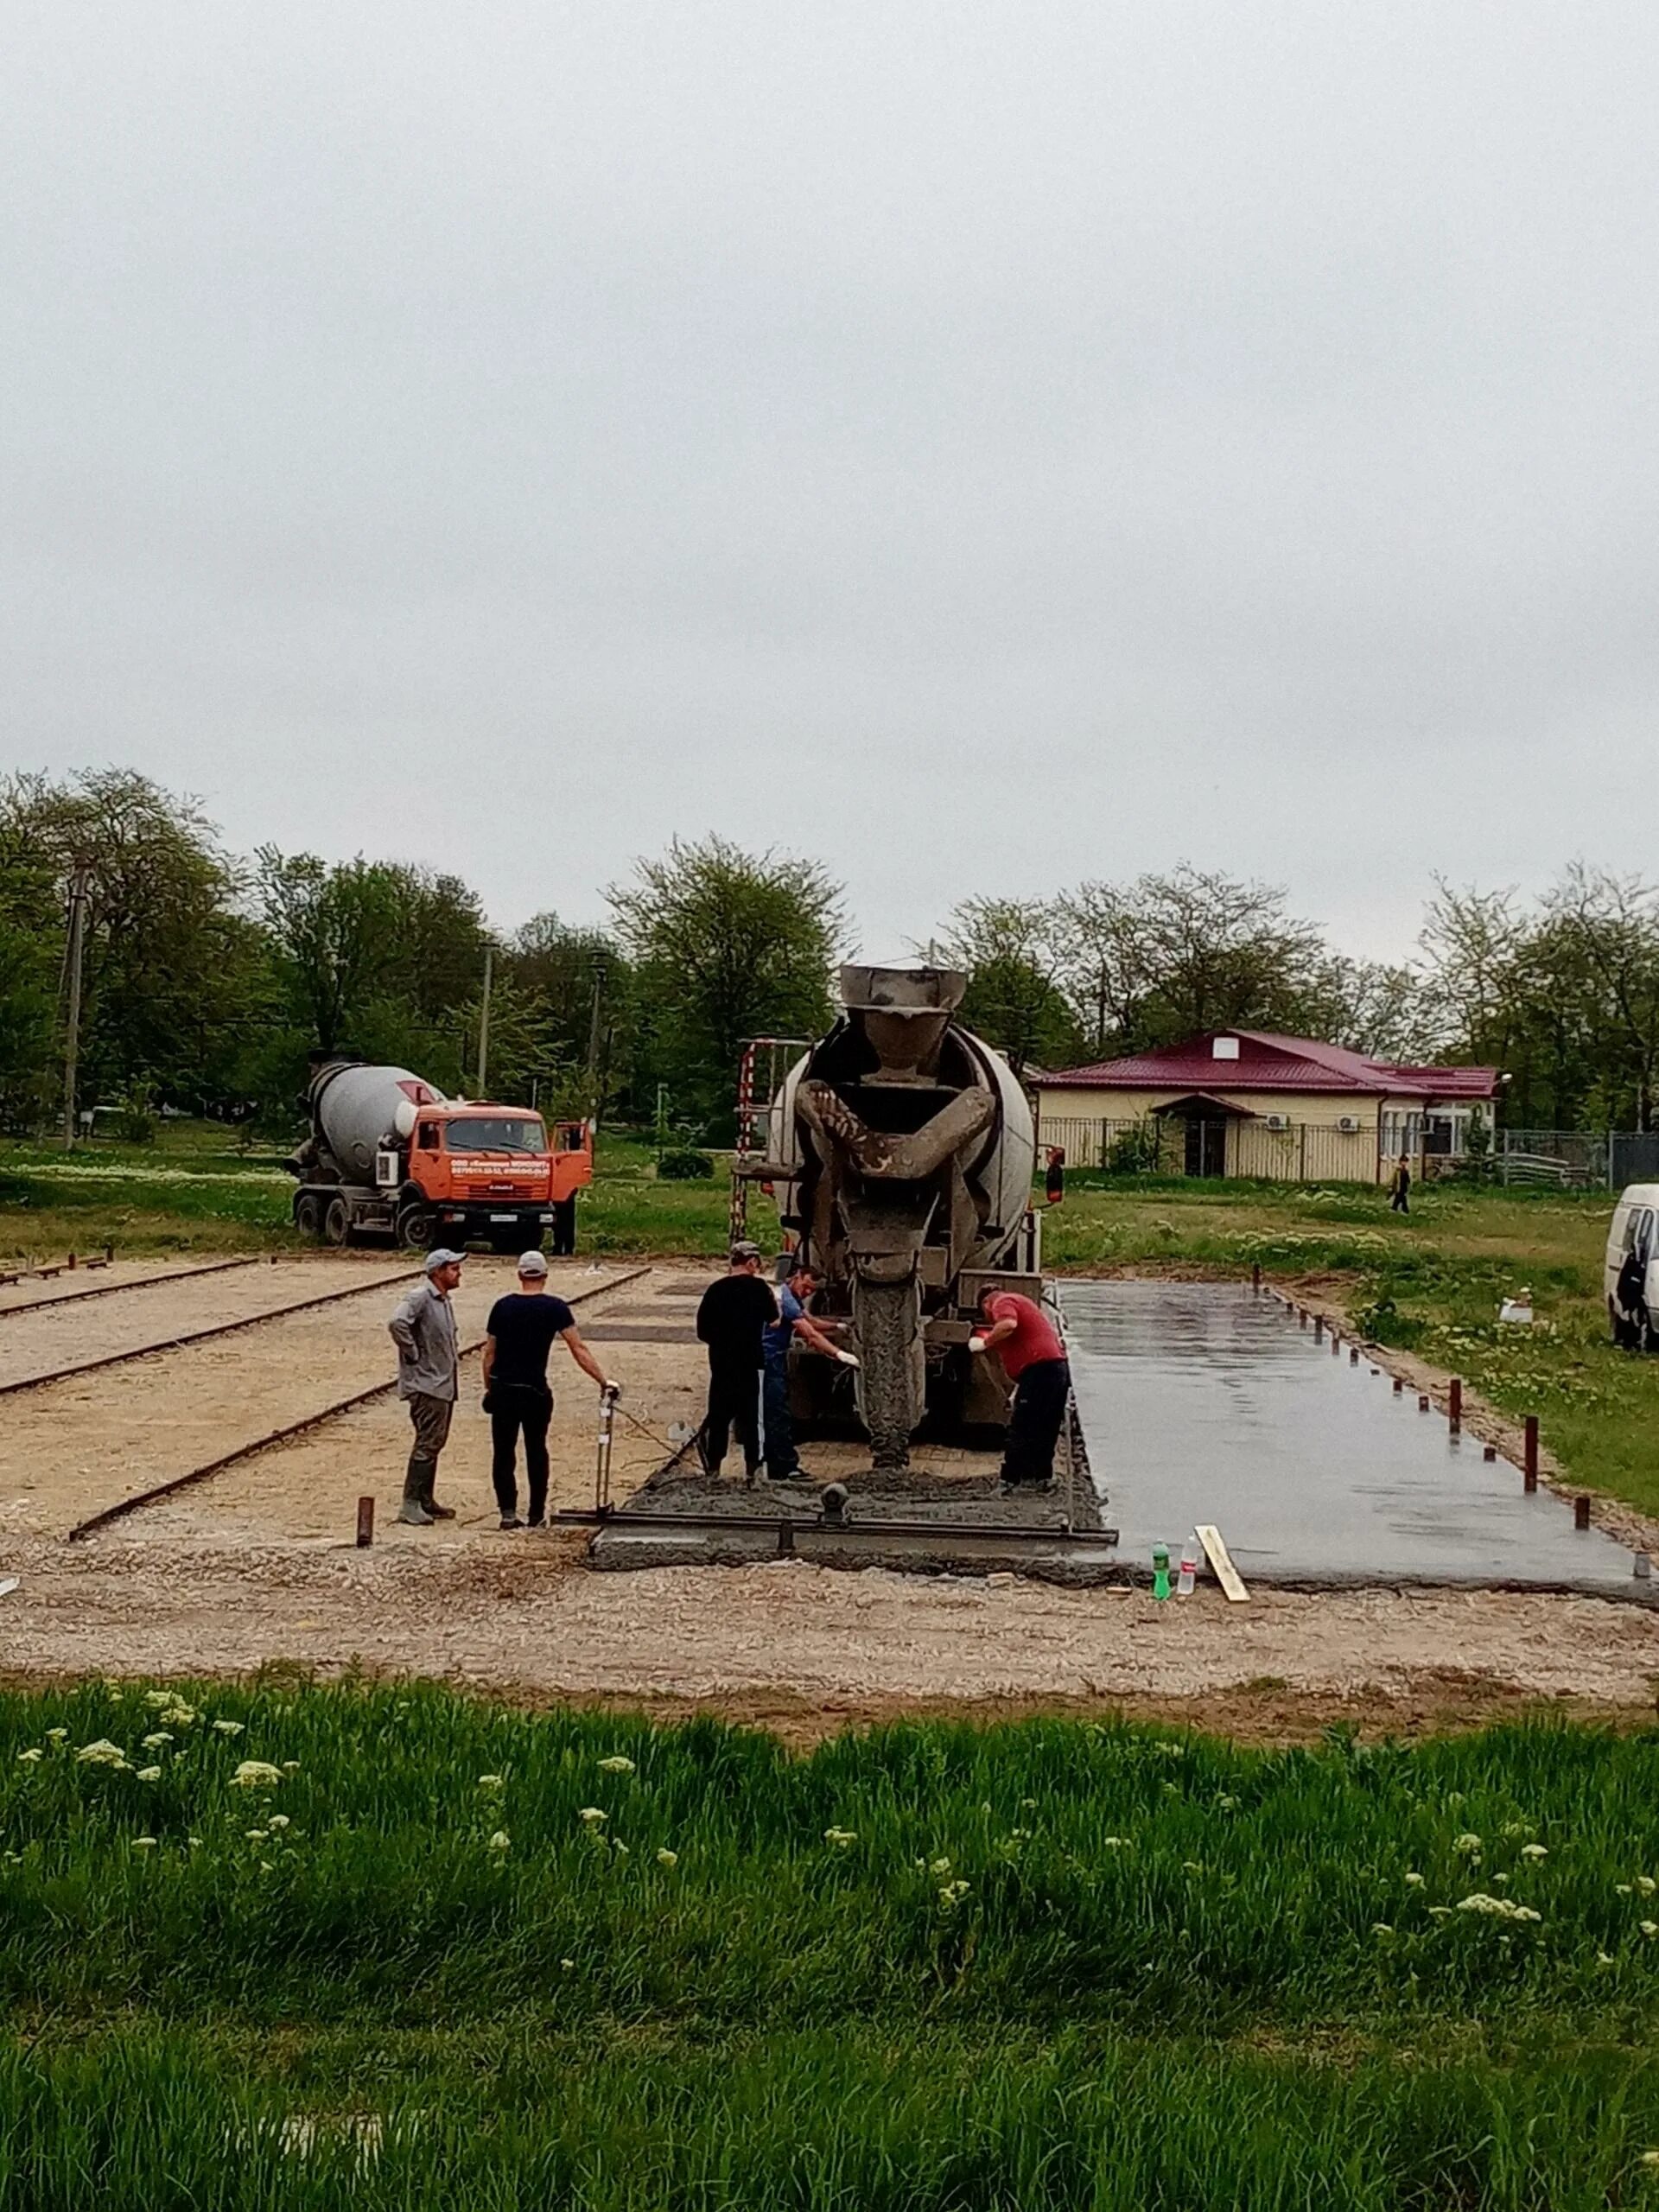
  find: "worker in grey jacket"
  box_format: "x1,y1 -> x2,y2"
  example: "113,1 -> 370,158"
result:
389,1249 -> 464,1526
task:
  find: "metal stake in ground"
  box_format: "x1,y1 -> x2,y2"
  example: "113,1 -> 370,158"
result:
1524,1415 -> 1540,1492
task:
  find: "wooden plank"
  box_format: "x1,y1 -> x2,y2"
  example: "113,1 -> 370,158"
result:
1195,1523 -> 1249,1603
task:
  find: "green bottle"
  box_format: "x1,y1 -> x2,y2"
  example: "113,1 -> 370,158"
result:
1152,1542 -> 1171,1601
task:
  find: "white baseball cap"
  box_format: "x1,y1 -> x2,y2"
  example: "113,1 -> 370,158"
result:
518,1251 -> 549,1277
424,1248 -> 465,1273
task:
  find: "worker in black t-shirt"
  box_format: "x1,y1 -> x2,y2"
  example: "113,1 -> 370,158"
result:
482,1252 -> 618,1530
695,1242 -> 779,1481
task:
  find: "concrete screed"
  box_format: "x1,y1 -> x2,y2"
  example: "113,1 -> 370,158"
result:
1061,1279 -> 1649,1601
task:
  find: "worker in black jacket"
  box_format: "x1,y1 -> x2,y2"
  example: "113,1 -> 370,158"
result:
696,1242 -> 778,1481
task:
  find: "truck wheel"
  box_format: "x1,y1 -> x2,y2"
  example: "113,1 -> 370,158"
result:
853,1274 -> 925,1471
550,1198 -> 576,1257
323,1197 -> 352,1249
396,1202 -> 433,1251
294,1193 -> 323,1241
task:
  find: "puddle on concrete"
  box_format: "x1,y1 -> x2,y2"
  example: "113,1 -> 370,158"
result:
1061,1279 -> 1648,1599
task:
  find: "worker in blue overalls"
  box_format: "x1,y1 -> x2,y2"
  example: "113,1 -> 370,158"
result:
763,1257 -> 858,1484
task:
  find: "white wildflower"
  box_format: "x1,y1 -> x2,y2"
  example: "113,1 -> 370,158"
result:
823,1827 -> 857,1848
1618,1884 -> 1633,1896
1101,1835 -> 1127,1847
1455,1892 -> 1541,1923
1639,2149 -> 1659,2168
929,1857 -> 952,1877
578,1807 -> 607,1827
487,1831 -> 511,1852
245,1829 -> 268,1842
44,1728 -> 67,1743
560,1958 -> 575,1970
136,1767 -> 162,1783
230,1760 -> 283,1789
1521,1843 -> 1548,1860
281,1761 -> 301,1775
1598,1951 -> 1617,1967
477,1774 -> 505,1790
597,1756 -> 636,1775
212,1720 -> 245,1737
1641,1921 -> 1658,1939
16,1748 -> 42,1764
131,1836 -> 157,1851
1372,1923 -> 1394,1936
1453,1834 -> 1483,1855
143,1691 -> 175,1709
656,1848 -> 678,1868
258,1860 -> 274,1874
938,1878 -> 970,1909
187,1835 -> 202,1848
76,1739 -> 127,1766
158,1706 -> 197,1726
141,1733 -> 173,1751
1404,1872 -> 1425,1887
1637,1875 -> 1656,1896
266,1815 -> 290,1831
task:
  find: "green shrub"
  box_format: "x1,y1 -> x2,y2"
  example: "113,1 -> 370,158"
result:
658,1147 -> 715,1180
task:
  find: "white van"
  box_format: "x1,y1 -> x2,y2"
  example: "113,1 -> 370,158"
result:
1605,1184 -> 1659,1348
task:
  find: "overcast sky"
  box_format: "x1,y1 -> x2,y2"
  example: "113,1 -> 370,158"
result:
5,4 -> 1656,962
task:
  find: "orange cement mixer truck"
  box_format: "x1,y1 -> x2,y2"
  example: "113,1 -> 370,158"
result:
285,1059 -> 591,1254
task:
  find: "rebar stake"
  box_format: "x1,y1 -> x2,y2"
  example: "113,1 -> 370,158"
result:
355,1496 -> 374,1548
1523,1415 -> 1540,1493
1448,1378 -> 1462,1434
1574,1494 -> 1592,1530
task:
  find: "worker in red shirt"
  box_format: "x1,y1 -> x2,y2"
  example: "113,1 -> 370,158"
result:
969,1287 -> 1071,1491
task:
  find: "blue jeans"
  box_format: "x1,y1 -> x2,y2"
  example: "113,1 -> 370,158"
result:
762,1359 -> 799,1478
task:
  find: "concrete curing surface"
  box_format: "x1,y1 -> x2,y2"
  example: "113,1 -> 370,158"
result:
1061,1279 -> 1648,1600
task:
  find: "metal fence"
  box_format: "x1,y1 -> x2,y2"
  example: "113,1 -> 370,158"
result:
1499,1129 -> 1659,1190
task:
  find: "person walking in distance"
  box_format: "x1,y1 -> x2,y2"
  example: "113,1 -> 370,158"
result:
1045,1146 -> 1066,1206
762,1257 -> 859,1484
389,1249 -> 465,1526
482,1250 -> 618,1530
1390,1157 -> 1412,1215
696,1242 -> 778,1482
969,1284 -> 1071,1492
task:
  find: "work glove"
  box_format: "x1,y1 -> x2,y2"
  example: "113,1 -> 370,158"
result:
836,1349 -> 861,1368
967,1335 -> 987,1355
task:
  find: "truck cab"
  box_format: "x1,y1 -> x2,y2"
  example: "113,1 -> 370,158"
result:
402,1107 -> 592,1255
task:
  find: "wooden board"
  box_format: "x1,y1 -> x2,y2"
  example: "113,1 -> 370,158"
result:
1195,1524 -> 1249,1603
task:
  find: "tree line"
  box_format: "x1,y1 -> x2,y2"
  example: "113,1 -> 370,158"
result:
4,768 -> 1659,1139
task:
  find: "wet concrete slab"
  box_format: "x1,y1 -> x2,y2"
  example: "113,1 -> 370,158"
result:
1062,1279 -> 1652,1601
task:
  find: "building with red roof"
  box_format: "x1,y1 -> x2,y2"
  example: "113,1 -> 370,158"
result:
1032,1030 -> 1501,1181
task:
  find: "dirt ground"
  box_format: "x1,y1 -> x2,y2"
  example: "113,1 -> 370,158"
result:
1,1253 -> 1656,1735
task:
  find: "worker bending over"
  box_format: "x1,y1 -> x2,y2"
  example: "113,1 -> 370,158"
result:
482,1250 -> 618,1530
389,1248 -> 466,1526
696,1242 -> 778,1481
763,1257 -> 858,1483
969,1285 -> 1071,1493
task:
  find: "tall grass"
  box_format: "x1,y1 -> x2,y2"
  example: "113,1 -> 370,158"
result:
7,1688 -> 1659,2204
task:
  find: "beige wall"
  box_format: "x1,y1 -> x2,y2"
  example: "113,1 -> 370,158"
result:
1034,1088 -> 1385,1182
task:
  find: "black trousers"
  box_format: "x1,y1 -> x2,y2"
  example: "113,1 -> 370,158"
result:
490,1385 -> 552,1520
1390,1188 -> 1409,1213
1001,1357 -> 1071,1485
702,1363 -> 764,1475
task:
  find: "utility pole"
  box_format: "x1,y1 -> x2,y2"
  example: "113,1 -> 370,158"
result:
477,946 -> 493,1098
61,862 -> 91,1150
584,960 -> 607,1124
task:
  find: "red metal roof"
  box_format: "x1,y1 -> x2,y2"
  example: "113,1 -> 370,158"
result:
1036,1030 -> 1500,1102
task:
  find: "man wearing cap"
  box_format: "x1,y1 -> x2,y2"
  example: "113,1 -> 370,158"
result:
481,1251 -> 618,1530
389,1249 -> 465,1526
695,1242 -> 778,1482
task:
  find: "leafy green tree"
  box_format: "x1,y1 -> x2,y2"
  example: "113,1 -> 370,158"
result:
505,914 -> 634,1118
609,836 -> 843,1131
931,899 -> 1081,1074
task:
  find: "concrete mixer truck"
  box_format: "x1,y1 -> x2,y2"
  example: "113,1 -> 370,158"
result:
747,965 -> 1042,1469
285,1059 -> 592,1253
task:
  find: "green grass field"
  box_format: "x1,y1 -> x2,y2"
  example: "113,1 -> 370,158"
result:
4,1127 -> 1657,1520
6,1683 -> 1659,2206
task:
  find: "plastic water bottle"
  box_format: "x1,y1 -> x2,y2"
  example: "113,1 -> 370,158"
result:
1178,1543 -> 1197,1599
1152,1542 -> 1171,1601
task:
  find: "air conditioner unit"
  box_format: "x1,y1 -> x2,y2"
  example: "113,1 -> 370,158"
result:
1337,1116 -> 1362,1135
1264,1114 -> 1290,1132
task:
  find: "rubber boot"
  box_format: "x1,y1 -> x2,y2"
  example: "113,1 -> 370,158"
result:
396,1459 -> 435,1527
421,1463 -> 456,1521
